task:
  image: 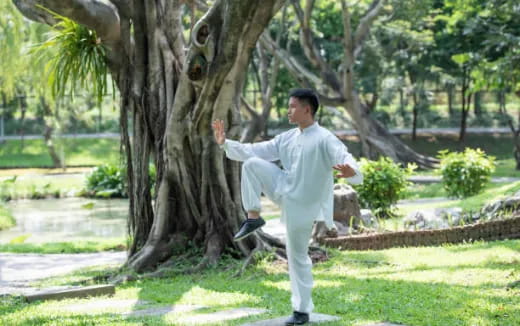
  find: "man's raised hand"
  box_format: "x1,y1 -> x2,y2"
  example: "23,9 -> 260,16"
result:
333,163 -> 356,178
211,119 -> 226,145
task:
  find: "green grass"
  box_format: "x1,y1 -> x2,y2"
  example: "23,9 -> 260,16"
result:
0,202 -> 15,231
343,133 -> 520,178
1,240 -> 518,325
402,180 -> 520,207
0,138 -> 120,168
0,238 -> 127,254
0,174 -> 86,200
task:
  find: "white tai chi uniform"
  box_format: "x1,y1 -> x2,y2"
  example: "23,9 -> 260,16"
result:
221,122 -> 363,313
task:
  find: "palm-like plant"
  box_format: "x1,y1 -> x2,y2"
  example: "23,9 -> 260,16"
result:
33,9 -> 110,104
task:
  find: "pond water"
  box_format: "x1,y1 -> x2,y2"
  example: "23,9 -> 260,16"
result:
0,198 -> 128,243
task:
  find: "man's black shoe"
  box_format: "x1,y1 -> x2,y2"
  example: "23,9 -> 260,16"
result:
285,311 -> 310,325
233,217 -> 266,241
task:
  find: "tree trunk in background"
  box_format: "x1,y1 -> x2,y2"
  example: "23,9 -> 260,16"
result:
459,67 -> 471,142
412,90 -> 418,141
40,96 -> 63,168
0,92 -> 6,143
15,0 -> 284,272
473,91 -> 482,116
447,84 -> 454,117
18,93 -> 26,150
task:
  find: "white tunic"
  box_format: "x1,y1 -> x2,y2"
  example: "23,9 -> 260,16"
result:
222,122 -> 363,228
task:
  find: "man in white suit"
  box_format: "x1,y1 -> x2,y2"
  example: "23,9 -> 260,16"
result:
212,88 -> 363,325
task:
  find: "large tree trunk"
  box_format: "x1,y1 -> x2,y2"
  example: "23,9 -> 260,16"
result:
15,0 -> 283,272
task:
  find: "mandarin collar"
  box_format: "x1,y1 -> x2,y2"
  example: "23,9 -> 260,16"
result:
300,122 -> 319,134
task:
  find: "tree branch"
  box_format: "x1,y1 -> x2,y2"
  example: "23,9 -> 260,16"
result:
13,0 -> 121,43
341,0 -> 354,98
290,0 -> 342,92
241,96 -> 259,119
353,0 -> 385,58
260,33 -> 345,107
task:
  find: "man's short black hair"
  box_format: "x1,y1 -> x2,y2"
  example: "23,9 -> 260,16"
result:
289,88 -> 320,117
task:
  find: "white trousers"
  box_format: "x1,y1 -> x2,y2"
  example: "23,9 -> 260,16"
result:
241,157 -> 315,313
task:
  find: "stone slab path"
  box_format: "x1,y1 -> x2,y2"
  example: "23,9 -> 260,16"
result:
0,251 -> 126,295
61,298 -> 267,323
242,312 -> 340,325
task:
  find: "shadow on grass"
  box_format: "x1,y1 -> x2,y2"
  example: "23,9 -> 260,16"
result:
3,240 -> 519,326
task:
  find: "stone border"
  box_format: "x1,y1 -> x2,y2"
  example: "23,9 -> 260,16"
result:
320,216 -> 520,250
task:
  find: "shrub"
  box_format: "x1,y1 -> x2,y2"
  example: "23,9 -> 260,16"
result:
438,148 -> 495,198
84,163 -> 157,198
85,164 -> 126,198
350,157 -> 416,218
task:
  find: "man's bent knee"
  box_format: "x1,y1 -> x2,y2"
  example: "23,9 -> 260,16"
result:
242,157 -> 266,172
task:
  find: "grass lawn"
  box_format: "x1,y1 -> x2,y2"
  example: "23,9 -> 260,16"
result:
0,238 -> 127,254
0,174 -> 87,200
399,133 -> 520,178
0,138 -> 120,168
1,240 -> 518,325
343,133 -> 520,178
405,180 -> 520,205
0,202 -> 15,231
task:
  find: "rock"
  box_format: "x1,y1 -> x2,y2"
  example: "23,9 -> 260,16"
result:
311,221 -> 339,245
404,211 -> 427,229
481,196 -> 520,221
333,183 -> 361,226
360,209 -> 378,229
435,207 -> 464,226
333,221 -> 350,236
404,210 -> 449,230
503,196 -> 520,210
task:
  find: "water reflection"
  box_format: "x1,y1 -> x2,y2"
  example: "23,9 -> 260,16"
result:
0,198 -> 128,243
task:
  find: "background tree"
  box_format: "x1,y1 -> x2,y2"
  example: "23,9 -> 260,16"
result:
240,5 -> 290,143
1,2 -> 65,167
13,0 -> 285,272
262,0 -> 438,168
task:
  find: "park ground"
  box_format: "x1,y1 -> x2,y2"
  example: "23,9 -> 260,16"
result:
0,132 -> 520,325
0,240 -> 519,325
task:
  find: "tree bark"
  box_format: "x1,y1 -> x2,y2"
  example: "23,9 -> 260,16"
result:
40,96 -> 63,168
18,93 -> 27,150
447,84 -> 454,117
473,91 -> 482,116
15,0 -> 284,272
459,67 -> 471,143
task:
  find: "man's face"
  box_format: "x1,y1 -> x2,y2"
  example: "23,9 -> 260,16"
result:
288,97 -> 310,124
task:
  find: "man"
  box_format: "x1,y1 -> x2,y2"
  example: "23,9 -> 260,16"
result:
212,88 -> 363,325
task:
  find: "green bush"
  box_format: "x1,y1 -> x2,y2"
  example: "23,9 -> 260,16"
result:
351,157 -> 416,218
438,148 -> 496,198
84,163 -> 157,198
85,164 -> 126,198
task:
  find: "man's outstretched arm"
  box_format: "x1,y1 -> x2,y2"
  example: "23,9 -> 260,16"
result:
211,119 -> 280,162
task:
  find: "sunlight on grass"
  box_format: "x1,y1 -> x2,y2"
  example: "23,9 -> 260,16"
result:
0,138 -> 119,168
0,238 -> 127,254
2,240 -> 518,325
